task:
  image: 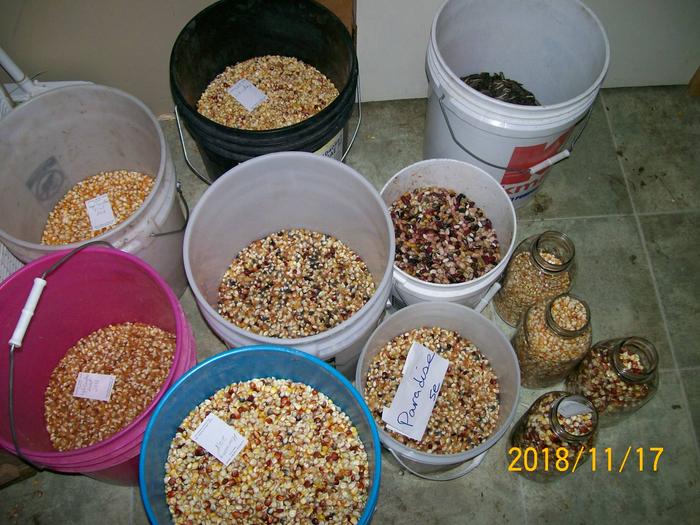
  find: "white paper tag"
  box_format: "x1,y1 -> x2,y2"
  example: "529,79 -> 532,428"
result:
72,372 -> 116,402
85,194 -> 116,231
558,399 -> 591,418
191,413 -> 247,466
227,79 -> 268,111
382,342 -> 450,442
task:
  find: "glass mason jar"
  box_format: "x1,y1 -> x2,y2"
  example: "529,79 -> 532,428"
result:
513,293 -> 592,388
510,392 -> 598,482
566,337 -> 659,425
494,231 -> 576,326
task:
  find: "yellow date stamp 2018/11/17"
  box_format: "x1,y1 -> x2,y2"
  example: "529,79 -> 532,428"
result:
508,447 -> 664,473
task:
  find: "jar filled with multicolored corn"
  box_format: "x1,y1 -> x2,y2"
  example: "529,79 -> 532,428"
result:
510,392 -> 597,482
566,337 -> 659,425
494,231 -> 575,326
513,293 -> 592,388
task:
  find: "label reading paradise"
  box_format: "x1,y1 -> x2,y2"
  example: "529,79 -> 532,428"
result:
382,341 -> 450,442
191,413 -> 247,466
227,79 -> 268,112
72,372 -> 116,402
85,194 -> 116,231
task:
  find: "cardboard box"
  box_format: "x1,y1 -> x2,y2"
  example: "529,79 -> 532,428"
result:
317,0 -> 355,34
0,450 -> 36,489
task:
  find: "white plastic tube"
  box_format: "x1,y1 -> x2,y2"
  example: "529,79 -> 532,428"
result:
528,150 -> 571,175
9,277 -> 46,348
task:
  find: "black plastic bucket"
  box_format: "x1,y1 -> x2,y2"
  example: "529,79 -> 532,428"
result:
170,0 -> 358,180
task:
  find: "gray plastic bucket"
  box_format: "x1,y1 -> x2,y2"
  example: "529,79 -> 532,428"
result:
0,85 -> 187,295
184,152 -> 395,378
424,0 -> 610,207
356,301 -> 520,479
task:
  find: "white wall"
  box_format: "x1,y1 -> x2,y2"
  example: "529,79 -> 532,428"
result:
357,0 -> 700,101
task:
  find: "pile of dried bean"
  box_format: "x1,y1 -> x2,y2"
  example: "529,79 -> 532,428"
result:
164,378 -> 369,524
494,250 -> 572,326
566,339 -> 657,418
197,55 -> 338,130
510,392 -> 597,480
42,170 -> 154,245
217,229 -> 375,338
364,326 -> 500,454
44,322 -> 175,450
513,294 -> 591,388
390,186 -> 501,284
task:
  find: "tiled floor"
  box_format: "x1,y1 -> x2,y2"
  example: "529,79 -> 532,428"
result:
1,87 -> 699,524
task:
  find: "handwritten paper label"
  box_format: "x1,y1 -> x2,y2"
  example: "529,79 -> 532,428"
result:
85,194 -> 116,231
72,372 -> 116,402
227,79 -> 268,111
382,342 -> 449,442
191,413 -> 247,466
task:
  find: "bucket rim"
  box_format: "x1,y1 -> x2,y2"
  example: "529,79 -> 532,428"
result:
429,0 -> 610,119
169,0 -> 358,138
139,344 -> 382,525
380,158 -> 517,292
0,83 -> 170,254
0,246 -> 193,460
183,151 -> 397,351
355,301 -> 521,465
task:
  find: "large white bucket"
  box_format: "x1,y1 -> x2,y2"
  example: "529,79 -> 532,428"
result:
424,0 -> 610,207
0,85 -> 187,295
356,302 -> 520,480
183,152 -> 395,378
381,159 -> 516,310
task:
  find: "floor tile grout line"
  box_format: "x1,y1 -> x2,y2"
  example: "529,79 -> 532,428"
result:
517,475 -> 529,525
659,366 -> 683,373
130,486 -> 135,525
678,366 -> 700,372
517,213 -> 631,223
637,208 -> 700,217
600,90 -> 700,458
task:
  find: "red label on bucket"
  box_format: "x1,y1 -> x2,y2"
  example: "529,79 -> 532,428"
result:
501,129 -> 572,197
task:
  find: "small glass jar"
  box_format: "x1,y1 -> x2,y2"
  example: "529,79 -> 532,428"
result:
513,293 -> 592,388
494,231 -> 575,326
566,337 -> 659,425
510,392 -> 598,482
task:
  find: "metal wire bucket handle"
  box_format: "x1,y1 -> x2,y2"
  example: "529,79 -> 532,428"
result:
437,93 -> 593,174
174,106 -> 212,185
388,448 -> 486,481
173,70 -> 363,184
150,181 -> 190,237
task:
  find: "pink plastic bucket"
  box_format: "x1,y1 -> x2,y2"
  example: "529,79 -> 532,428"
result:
0,247 -> 196,484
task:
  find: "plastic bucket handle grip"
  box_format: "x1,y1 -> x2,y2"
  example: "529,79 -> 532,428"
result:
437,94 -> 592,174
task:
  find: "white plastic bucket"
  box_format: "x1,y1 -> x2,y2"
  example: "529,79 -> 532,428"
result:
183,152 -> 395,378
355,302 -> 520,479
0,85 -> 187,295
381,159 -> 516,310
424,0 -> 610,207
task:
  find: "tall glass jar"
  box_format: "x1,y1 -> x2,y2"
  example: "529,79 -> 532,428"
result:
494,231 -> 575,326
566,337 -> 659,425
510,392 -> 598,482
513,293 -> 592,388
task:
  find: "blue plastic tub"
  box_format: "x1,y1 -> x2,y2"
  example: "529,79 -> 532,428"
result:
139,345 -> 381,524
